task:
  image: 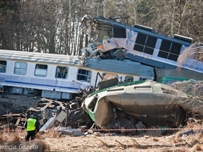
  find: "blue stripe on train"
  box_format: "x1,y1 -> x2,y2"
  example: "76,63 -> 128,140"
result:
5,80 -> 79,90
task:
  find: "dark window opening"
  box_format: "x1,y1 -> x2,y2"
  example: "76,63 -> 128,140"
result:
146,36 -> 157,48
159,39 -> 182,61
144,47 -> 154,55
77,69 -> 91,82
124,76 -> 134,82
113,26 -> 126,38
134,33 -> 157,55
168,54 -> 178,61
55,66 -> 69,79
0,61 -> 7,73
160,40 -> 171,52
88,96 -> 98,112
158,51 -> 168,58
135,33 -> 147,45
170,42 -> 181,54
133,44 -> 143,52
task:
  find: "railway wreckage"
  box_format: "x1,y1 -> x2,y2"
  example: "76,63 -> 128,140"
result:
0,15 -> 203,134
80,15 -> 203,82
1,78 -> 203,135
82,80 -> 203,131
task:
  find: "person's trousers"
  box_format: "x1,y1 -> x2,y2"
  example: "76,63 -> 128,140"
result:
25,130 -> 36,141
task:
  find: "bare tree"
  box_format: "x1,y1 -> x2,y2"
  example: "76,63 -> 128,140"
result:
1,0 -> 203,55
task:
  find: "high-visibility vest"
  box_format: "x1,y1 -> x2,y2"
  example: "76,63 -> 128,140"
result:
26,118 -> 36,131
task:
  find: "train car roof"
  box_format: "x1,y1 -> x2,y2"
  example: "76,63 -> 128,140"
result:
0,49 -> 80,65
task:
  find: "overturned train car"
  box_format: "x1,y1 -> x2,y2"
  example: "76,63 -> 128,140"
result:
82,80 -> 203,129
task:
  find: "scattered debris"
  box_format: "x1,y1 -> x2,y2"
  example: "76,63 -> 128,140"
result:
54,126 -> 84,136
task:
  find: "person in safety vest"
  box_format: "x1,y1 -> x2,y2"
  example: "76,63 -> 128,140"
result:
25,115 -> 40,141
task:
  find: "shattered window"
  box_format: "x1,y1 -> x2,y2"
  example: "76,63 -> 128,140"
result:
88,97 -> 98,112
134,86 -> 152,93
102,73 -> 118,80
14,62 -> 27,75
0,60 -> 6,73
124,76 -> 134,82
55,66 -> 69,79
34,64 -> 48,77
77,69 -> 91,82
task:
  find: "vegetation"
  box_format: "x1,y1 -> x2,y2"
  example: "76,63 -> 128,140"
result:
0,0 -> 203,55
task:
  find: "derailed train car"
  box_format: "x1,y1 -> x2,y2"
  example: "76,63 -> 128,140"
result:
80,15 -> 203,83
82,80 -> 203,129
0,49 -> 154,100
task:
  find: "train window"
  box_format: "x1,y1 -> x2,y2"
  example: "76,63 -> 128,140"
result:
0,60 -> 6,73
146,35 -> 157,48
134,86 -> 152,93
102,73 -> 118,80
136,33 -> 147,45
77,69 -> 91,82
113,26 -> 126,38
14,62 -> 27,75
34,64 -> 47,77
144,47 -> 154,55
124,76 -> 134,82
88,96 -> 98,112
160,39 -> 171,52
55,66 -> 69,79
159,39 -> 182,61
168,54 -> 179,61
158,51 -> 168,58
134,33 -> 157,55
134,44 -> 144,52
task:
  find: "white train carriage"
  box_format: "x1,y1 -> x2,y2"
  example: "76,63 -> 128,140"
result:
0,49 -> 154,100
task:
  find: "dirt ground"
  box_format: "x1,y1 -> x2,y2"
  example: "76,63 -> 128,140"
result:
41,122 -> 203,152
0,122 -> 203,152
